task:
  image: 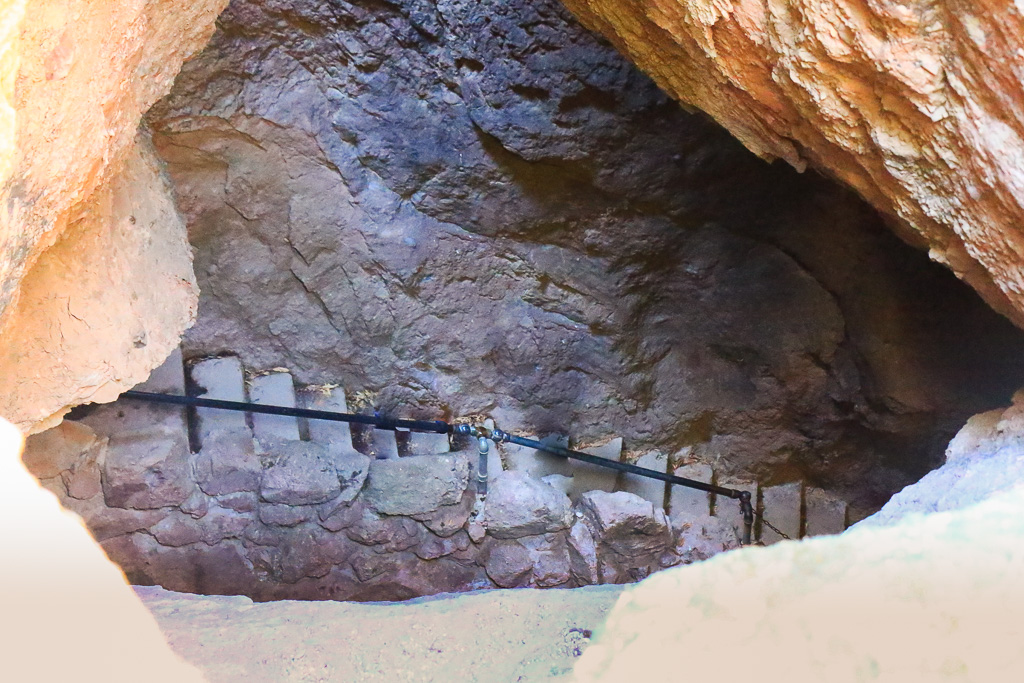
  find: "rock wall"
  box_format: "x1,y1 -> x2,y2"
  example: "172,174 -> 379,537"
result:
23,351 -> 750,601
25,347 -> 860,601
560,0 -> 1024,332
0,0 -> 228,431
148,0 -> 1024,515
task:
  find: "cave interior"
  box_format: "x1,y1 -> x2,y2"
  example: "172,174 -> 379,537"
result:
19,0 -> 1024,604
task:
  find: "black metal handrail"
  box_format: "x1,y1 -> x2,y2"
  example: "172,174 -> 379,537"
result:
122,389 -> 755,543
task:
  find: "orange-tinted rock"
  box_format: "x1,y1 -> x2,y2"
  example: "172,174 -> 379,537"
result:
561,0 -> 1024,328
0,417 -> 204,681
21,419 -> 105,480
0,137 -> 198,431
0,0 -> 228,431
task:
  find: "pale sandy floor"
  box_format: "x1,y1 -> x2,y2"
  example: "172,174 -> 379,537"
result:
137,585 -> 624,682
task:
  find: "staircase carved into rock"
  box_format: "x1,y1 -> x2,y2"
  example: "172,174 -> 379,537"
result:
22,350 -> 848,601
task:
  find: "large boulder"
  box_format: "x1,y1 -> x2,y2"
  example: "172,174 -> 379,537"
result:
859,391 -> 1024,529
484,471 -> 574,540
260,441 -> 342,506
575,465 -> 1024,681
0,0 -> 227,432
362,453 -> 469,517
577,490 -> 673,557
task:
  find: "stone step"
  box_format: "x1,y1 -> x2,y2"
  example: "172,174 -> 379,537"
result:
804,487 -> 848,537
564,437 -> 621,502
186,356 -> 259,497
714,479 -> 758,541
248,371 -> 301,448
300,385 -> 354,452
366,428 -> 400,460
188,356 -> 250,446
617,450 -> 668,508
124,351 -> 838,543
668,462 -> 713,521
502,434 -> 573,480
760,482 -> 803,544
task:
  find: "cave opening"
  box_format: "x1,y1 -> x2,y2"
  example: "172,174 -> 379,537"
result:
22,0 -> 1024,604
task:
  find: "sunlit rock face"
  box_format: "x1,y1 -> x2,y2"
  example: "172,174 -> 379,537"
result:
0,0 -> 228,431
0,137 -> 198,432
560,0 -> 1024,332
149,0 -> 1024,516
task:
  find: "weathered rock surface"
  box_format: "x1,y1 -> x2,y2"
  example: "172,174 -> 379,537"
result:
521,533 -> 573,588
194,431 -> 261,496
413,488 -> 475,537
149,0 -> 1024,513
485,471 -> 575,539
332,449 -> 372,504
19,419 -> 106,481
68,494 -> 169,543
363,453 -> 470,516
149,513 -> 205,548
101,430 -> 193,510
672,514 -> 740,564
578,491 -> 673,558
485,540 -> 535,588
260,441 -> 342,506
0,0 -> 227,432
259,503 -> 313,528
567,521 -> 600,585
560,0 -> 1024,333
0,138 -> 198,433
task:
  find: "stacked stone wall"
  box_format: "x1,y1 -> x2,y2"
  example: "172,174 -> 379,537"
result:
24,351 -> 846,601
